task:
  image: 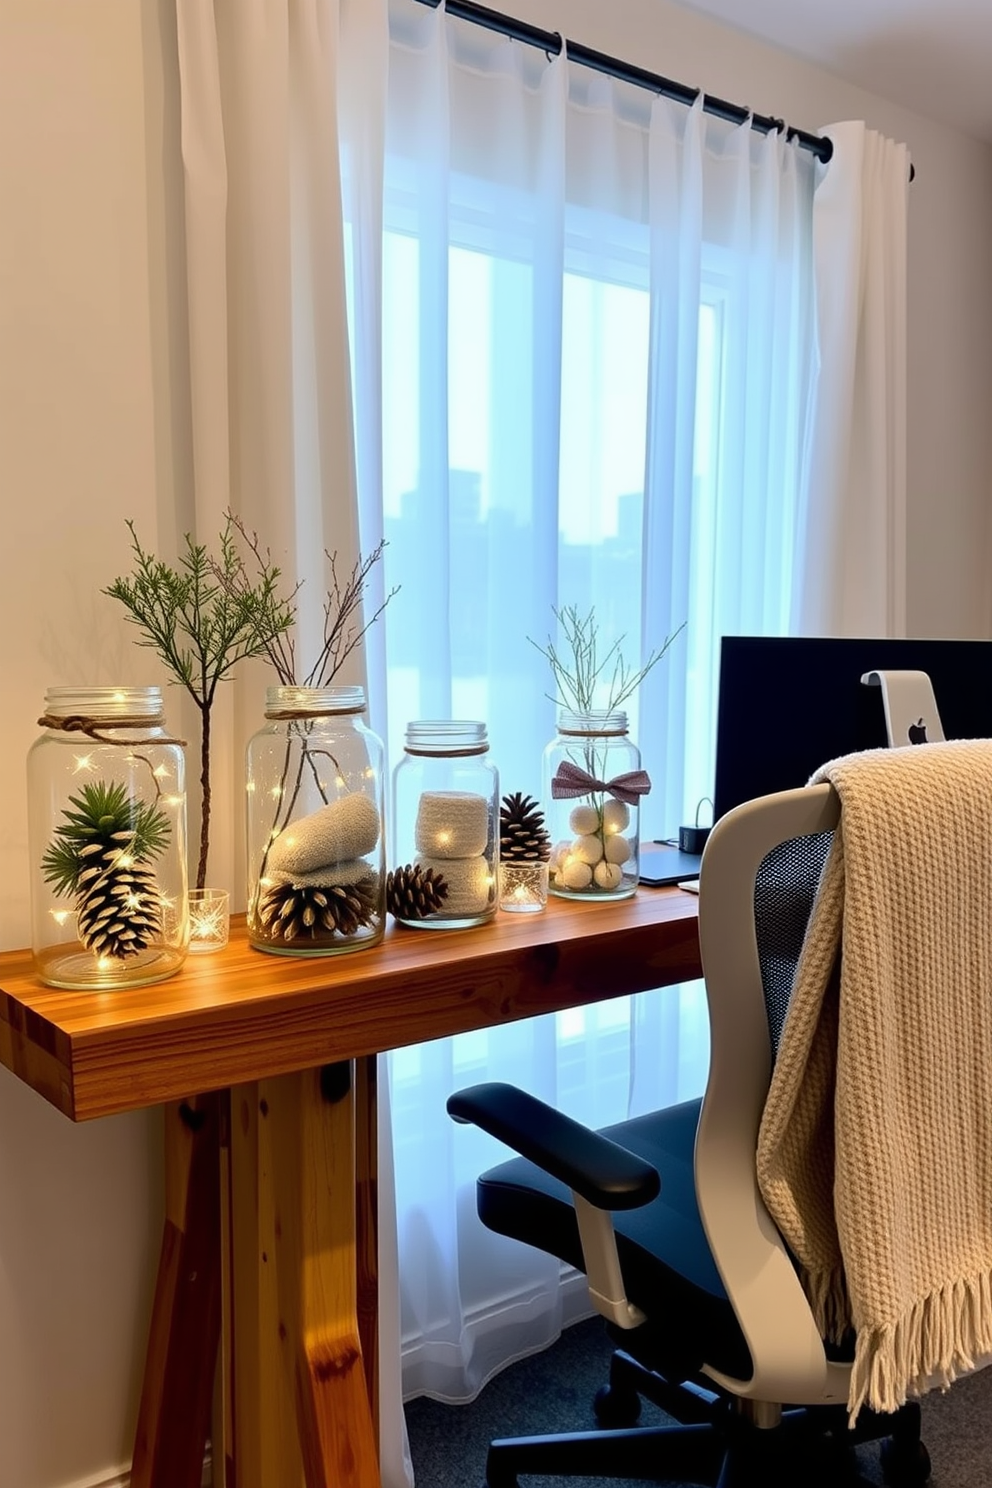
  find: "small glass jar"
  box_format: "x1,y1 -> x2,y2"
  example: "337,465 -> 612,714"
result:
391,721 -> 498,929
27,686 -> 189,989
246,685 -> 386,956
543,710 -> 646,900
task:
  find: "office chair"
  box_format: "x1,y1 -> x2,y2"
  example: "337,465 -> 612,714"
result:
447,777 -> 939,1487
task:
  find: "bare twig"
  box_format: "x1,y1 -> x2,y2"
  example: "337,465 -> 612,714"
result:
529,604 -> 685,715
223,519 -> 398,690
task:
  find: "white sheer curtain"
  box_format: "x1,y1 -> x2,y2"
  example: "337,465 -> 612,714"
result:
371,5 -> 818,1440
173,10 -> 407,1480
174,0 -> 387,894
793,121 -> 910,636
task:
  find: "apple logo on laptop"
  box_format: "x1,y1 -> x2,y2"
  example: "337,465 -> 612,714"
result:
907,718 -> 928,745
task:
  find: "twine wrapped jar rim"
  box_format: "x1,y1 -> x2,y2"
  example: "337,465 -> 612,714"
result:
403,720 -> 490,757
38,686 -> 185,743
264,684 -> 366,719
556,708 -> 628,738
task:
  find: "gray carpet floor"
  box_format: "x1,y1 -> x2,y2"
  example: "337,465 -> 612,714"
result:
404,1316 -> 992,1487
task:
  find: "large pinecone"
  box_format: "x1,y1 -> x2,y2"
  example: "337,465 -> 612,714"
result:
41,779 -> 168,961
257,876 -> 379,942
386,863 -> 449,921
77,852 -> 162,959
499,792 -> 551,862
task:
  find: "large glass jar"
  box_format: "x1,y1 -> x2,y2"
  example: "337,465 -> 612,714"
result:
246,685 -> 385,956
27,686 -> 189,989
543,709 -> 648,900
391,721 -> 498,930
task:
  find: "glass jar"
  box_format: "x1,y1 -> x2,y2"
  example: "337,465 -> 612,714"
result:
543,710 -> 648,900
391,721 -> 498,929
246,685 -> 385,956
27,686 -> 189,989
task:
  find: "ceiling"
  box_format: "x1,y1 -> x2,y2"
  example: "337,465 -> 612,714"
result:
670,0 -> 992,144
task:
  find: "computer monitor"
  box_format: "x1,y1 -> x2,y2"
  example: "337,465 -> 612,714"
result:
712,635 -> 992,820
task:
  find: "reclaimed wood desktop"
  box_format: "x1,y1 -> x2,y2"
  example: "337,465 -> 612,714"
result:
0,890 -> 701,1488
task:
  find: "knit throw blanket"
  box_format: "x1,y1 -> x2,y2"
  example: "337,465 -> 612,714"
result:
756,739 -> 992,1420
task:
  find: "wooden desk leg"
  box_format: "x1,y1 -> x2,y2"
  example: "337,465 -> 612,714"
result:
231,1064 -> 380,1488
130,1093 -> 222,1488
355,1053 -> 379,1431
214,1091 -> 234,1488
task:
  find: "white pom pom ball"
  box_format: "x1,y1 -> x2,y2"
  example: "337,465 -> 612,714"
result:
593,861 -> 624,890
602,800 -> 630,834
568,804 -> 599,835
561,858 -> 593,890
604,834 -> 631,865
573,834 -> 604,865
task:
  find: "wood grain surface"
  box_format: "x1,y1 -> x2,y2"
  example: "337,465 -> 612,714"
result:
0,890 -> 701,1122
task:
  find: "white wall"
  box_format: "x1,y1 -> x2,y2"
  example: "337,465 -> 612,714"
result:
0,6 -> 170,1487
0,1 -> 990,1485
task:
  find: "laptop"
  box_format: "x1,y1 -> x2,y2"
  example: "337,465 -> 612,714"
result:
638,841 -> 703,887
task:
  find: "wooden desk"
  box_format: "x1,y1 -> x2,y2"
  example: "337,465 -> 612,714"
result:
0,890 -> 701,1488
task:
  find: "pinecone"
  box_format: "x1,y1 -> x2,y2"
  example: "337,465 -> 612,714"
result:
499,792 -> 551,863
41,779 -> 169,960
257,875 -> 379,942
76,857 -> 162,958
386,863 -> 449,920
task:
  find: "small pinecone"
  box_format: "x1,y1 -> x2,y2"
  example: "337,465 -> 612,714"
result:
386,863 -> 449,921
499,792 -> 551,863
258,876 -> 379,942
76,848 -> 162,959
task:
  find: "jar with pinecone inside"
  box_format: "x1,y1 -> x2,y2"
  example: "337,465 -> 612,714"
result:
389,721 -> 498,929
27,686 -> 190,989
543,709 -> 648,900
498,793 -> 551,911
246,685 -> 386,955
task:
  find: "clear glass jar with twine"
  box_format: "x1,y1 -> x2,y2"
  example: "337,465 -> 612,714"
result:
390,721 -> 499,929
542,709 -> 649,900
27,686 -> 189,989
245,685 -> 386,956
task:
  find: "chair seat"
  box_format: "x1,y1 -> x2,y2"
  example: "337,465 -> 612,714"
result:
476,1096 -> 753,1384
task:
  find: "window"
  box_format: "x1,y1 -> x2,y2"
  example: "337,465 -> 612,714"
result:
366,17 -> 814,1400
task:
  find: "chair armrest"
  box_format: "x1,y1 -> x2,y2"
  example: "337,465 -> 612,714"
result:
446,1081 -> 660,1210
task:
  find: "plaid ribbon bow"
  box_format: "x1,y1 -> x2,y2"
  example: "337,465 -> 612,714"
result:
551,760 -> 652,807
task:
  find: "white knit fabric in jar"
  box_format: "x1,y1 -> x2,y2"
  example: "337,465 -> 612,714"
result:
414,791 -> 490,858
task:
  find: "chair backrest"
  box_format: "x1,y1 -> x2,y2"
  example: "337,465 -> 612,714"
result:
691,783 -> 851,1406
754,829 -> 832,1057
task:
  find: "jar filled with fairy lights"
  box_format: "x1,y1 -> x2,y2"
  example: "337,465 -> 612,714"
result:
27,686 -> 189,990
245,685 -> 386,956
390,721 -> 499,929
543,709 -> 648,900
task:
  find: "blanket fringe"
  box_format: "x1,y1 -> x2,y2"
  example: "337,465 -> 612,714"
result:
847,1268 -> 992,1423
802,1261 -> 851,1345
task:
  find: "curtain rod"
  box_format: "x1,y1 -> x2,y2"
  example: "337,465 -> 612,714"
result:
416,0 -> 833,164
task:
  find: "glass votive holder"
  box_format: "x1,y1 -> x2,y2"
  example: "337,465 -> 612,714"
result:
498,860 -> 549,914
187,888 -> 230,953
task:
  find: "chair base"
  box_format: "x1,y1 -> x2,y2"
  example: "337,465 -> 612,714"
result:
481,1354 -> 930,1488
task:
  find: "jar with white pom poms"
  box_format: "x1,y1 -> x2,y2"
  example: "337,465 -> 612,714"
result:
542,709 -> 647,900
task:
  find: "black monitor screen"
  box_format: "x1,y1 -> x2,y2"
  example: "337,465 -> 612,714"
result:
713,635 -> 992,820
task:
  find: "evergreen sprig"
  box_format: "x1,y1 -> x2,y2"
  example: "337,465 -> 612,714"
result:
105,518 -> 296,889
41,780 -> 170,896
529,604 -> 685,715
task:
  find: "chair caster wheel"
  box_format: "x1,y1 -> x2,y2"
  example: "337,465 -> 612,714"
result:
593,1381 -> 642,1427
880,1436 -> 932,1486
